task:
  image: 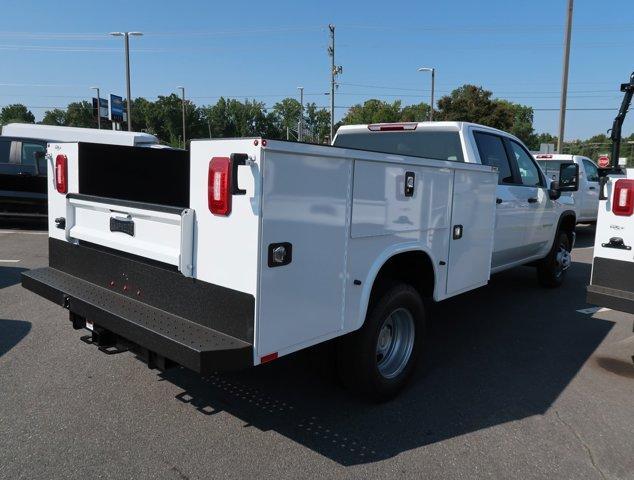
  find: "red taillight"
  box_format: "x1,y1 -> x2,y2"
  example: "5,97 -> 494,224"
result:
613,179 -> 634,216
55,154 -> 68,194
208,157 -> 232,216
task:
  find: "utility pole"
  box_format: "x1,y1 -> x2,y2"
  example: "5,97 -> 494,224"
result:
110,31 -> 143,131
297,86 -> 304,142
177,86 -> 186,148
91,86 -> 101,129
557,0 -> 574,153
328,24 -> 335,142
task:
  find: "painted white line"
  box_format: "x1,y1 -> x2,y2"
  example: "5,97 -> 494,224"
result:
576,307 -> 611,315
0,230 -> 48,235
0,259 -> 20,263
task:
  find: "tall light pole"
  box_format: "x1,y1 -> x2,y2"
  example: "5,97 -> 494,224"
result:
417,67 -> 435,121
557,0 -> 574,153
110,31 -> 143,131
297,86 -> 304,142
90,86 -> 101,129
177,86 -> 186,148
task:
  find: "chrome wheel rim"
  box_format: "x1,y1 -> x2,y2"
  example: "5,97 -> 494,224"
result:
376,308 -> 415,379
555,241 -> 571,278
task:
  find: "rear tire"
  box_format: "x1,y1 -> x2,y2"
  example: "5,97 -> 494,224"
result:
537,231 -> 571,288
337,283 -> 425,402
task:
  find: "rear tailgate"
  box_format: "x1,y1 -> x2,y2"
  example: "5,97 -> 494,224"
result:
64,194 -> 194,275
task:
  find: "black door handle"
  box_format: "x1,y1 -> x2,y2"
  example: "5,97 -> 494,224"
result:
496,198 -> 503,204
528,197 -> 538,203
589,186 -> 596,190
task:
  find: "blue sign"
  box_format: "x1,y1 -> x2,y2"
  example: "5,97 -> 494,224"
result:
92,97 -> 109,120
110,94 -> 125,123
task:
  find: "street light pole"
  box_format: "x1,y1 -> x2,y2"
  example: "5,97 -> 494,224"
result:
417,67 -> 435,121
178,86 -> 186,148
110,31 -> 143,131
297,86 -> 304,142
91,86 -> 101,129
557,0 -> 574,153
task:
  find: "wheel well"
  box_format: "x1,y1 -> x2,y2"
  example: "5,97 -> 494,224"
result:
369,251 -> 434,306
559,212 -> 576,245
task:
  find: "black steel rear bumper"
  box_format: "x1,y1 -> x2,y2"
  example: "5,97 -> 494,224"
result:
587,256 -> 634,316
22,267 -> 252,373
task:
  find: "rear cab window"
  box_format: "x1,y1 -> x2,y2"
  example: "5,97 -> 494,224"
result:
333,130 -> 465,162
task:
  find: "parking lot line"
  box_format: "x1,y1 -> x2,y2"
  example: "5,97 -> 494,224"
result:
0,259 -> 21,263
576,306 -> 611,315
0,230 -> 48,235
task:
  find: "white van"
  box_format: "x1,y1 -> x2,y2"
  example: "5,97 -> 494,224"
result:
0,123 -> 160,147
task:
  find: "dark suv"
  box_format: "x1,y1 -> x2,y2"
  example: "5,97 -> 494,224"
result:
0,136 -> 47,218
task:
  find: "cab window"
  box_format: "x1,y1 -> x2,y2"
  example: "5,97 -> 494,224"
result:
21,142 -> 45,167
473,132 -> 514,184
0,139 -> 11,164
508,140 -> 542,187
582,159 -> 599,182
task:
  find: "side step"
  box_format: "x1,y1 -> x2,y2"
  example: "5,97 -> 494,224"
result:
22,267 -> 253,374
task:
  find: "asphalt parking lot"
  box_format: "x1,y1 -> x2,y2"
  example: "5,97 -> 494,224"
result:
1,222 -> 633,480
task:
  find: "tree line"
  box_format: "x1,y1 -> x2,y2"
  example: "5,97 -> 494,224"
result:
1,84 -> 631,159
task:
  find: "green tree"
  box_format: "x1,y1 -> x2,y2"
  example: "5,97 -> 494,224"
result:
499,101 -> 536,147
41,109 -> 67,126
400,102 -> 431,122
341,99 -> 403,125
304,103 -> 330,143
436,85 -> 514,130
65,101 -> 96,128
272,98 -> 302,138
0,104 -> 35,125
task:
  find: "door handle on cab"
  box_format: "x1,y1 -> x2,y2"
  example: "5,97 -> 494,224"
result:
496,198 -> 503,204
527,197 -> 538,203
589,186 -> 596,190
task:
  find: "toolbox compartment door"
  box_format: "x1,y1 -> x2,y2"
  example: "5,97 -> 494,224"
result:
445,168 -> 497,296
64,194 -> 195,276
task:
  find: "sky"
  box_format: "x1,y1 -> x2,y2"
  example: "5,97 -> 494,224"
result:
0,0 -> 633,141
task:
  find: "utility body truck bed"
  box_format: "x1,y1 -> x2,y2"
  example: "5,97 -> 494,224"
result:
23,122 -> 579,399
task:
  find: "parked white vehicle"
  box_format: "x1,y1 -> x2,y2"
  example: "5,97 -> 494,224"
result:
535,153 -> 600,223
587,72 -> 634,315
22,122 -> 579,400
1,123 -> 160,147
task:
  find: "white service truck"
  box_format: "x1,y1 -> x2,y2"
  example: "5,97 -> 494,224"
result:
587,72 -> 634,316
535,153 -> 600,223
22,122 -> 579,400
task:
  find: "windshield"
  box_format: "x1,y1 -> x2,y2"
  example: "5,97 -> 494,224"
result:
333,130 -> 465,162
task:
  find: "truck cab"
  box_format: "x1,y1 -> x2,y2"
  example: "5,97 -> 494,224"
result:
535,153 -> 600,223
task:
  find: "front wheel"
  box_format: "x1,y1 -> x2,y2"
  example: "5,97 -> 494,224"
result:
337,284 -> 425,402
537,231 -> 572,288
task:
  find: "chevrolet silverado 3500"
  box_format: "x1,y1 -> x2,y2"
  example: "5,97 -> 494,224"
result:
22,123 -> 579,400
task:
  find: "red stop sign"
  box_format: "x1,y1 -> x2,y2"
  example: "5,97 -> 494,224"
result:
598,155 -> 610,168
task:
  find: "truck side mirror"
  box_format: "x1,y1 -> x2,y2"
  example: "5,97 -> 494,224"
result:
558,162 -> 579,192
548,180 -> 561,200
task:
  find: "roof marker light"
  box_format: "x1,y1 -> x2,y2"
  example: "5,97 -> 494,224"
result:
368,123 -> 418,132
